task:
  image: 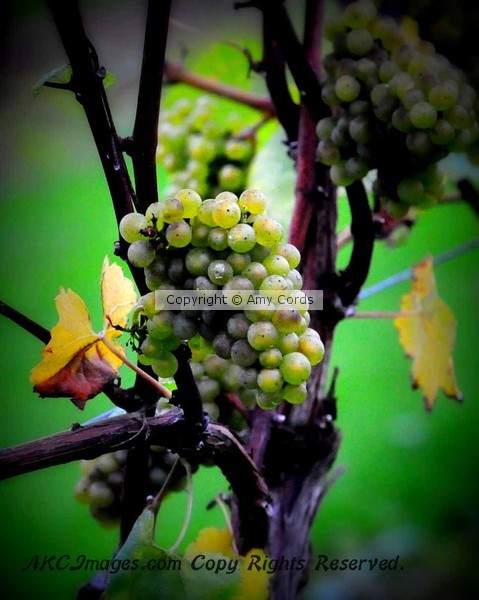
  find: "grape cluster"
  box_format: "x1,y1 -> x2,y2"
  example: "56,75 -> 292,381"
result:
317,0 -> 478,216
119,188 -> 324,411
74,446 -> 195,527
156,97 -> 255,199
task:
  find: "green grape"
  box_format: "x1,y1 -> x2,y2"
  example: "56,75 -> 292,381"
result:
259,348 -> 283,368
259,275 -> 292,293
277,332 -> 299,354
378,60 -> 400,83
270,243 -> 301,270
348,116 -> 371,144
127,240 -> 156,268
253,216 -> 284,246
151,352 -> 178,378
428,81 -> 458,111
343,0 -> 376,29
316,140 -> 341,166
244,307 -> 275,323
203,354 -> 229,379
321,82 -> 340,106
257,368 -> 284,393
207,260 -> 234,285
238,189 -> 267,214
250,244 -> 271,263
147,311 -> 175,340
242,262 -> 268,289
346,29 -> 374,55
228,224 -> 257,253
396,178 -> 424,204
445,105 -> 472,129
194,275 -> 218,291
389,72 -> 415,99
213,332 -> 234,359
262,255 -> 291,277
272,309 -> 302,334
256,392 -> 282,410
316,117 -> 336,140
227,252 -> 252,274
223,275 -> 254,292
168,257 -> 186,283
225,138 -> 254,162
162,197 -> 184,223
221,364 -> 244,391
231,339 -> 259,367
119,213 -> 150,243
216,191 -> 239,203
392,107 -> 413,133
409,101 -> 437,129
208,227 -> 229,251
191,221 -> 211,247
212,199 -> 241,228
185,248 -> 214,276
335,75 -> 361,102
175,189 -> 202,218
287,269 -> 303,290
330,163 -> 354,187
145,203 -> 164,230
89,481 -> 115,508
140,337 -> 165,359
282,383 -> 308,405
218,164 -> 244,190
74,478 -> 91,504
280,352 -> 312,385
298,334 -> 325,366
165,221 -> 192,248
138,292 -> 158,318
172,314 -> 198,340
198,199 -> 218,227
247,321 -> 279,351
227,313 -> 250,340
197,378 -> 221,403
429,120 -> 456,145
188,135 -> 217,162
354,58 -> 377,84
345,157 -> 369,181
406,131 -> 432,155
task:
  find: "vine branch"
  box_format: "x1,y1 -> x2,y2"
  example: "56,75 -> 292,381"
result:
337,180 -> 375,307
0,301 -> 50,344
164,61 -> 275,114
131,0 -> 172,212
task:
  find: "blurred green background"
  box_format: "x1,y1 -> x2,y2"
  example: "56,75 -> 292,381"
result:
0,1 -> 478,598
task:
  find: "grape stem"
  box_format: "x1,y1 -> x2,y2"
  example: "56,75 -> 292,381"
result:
131,0 -> 171,212
164,61 -> 275,115
149,454 -> 180,515
98,332 -> 172,399
168,460 -> 194,553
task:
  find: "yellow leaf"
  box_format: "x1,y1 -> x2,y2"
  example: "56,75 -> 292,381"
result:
30,258 -> 137,409
185,528 -> 271,600
394,256 -> 463,410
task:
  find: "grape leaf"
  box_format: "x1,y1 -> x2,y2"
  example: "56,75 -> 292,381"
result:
394,256 -> 463,410
30,257 -> 137,409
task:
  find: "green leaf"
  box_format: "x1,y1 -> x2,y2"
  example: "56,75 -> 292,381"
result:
107,508 -> 185,600
102,70 -> 117,89
33,64 -> 72,96
248,126 -> 296,232
107,509 -> 242,600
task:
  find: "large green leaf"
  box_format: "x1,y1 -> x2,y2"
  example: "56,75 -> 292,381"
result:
107,509 -> 241,600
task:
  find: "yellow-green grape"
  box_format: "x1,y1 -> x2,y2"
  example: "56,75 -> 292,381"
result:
239,188 -> 267,214
208,227 -> 229,251
298,333 -> 325,366
256,392 -> 282,410
127,241 -> 156,268
231,339 -> 259,367
282,383 -> 308,405
147,311 -> 175,340
247,321 -> 279,351
253,216 -> 284,246
242,262 -> 268,289
175,189 -> 202,218
218,164 -> 244,190
119,213 -> 150,243
271,243 -> 301,269
137,292 -> 158,319
228,224 -> 256,253
272,309 -> 302,334
280,352 -> 312,385
165,221 -> 192,247
89,481 -> 115,508
277,332 -> 299,354
191,220 -> 212,247
185,248 -> 214,276
225,138 -> 254,162
197,378 -> 221,403
151,352 -> 179,378
162,197 -> 184,223
140,337 -> 165,359
257,368 -> 284,393
197,199 -> 217,226
262,254 -> 291,277
207,260 -> 234,285
145,202 -> 164,228
212,200 -> 242,229
259,348 -> 283,368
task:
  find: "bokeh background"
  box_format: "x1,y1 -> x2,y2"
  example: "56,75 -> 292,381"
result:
0,1 -> 478,598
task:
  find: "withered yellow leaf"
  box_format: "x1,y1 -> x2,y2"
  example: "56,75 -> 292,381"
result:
30,258 -> 137,409
394,256 -> 463,411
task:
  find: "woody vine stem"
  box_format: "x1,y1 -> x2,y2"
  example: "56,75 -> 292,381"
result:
0,1 -> 378,599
